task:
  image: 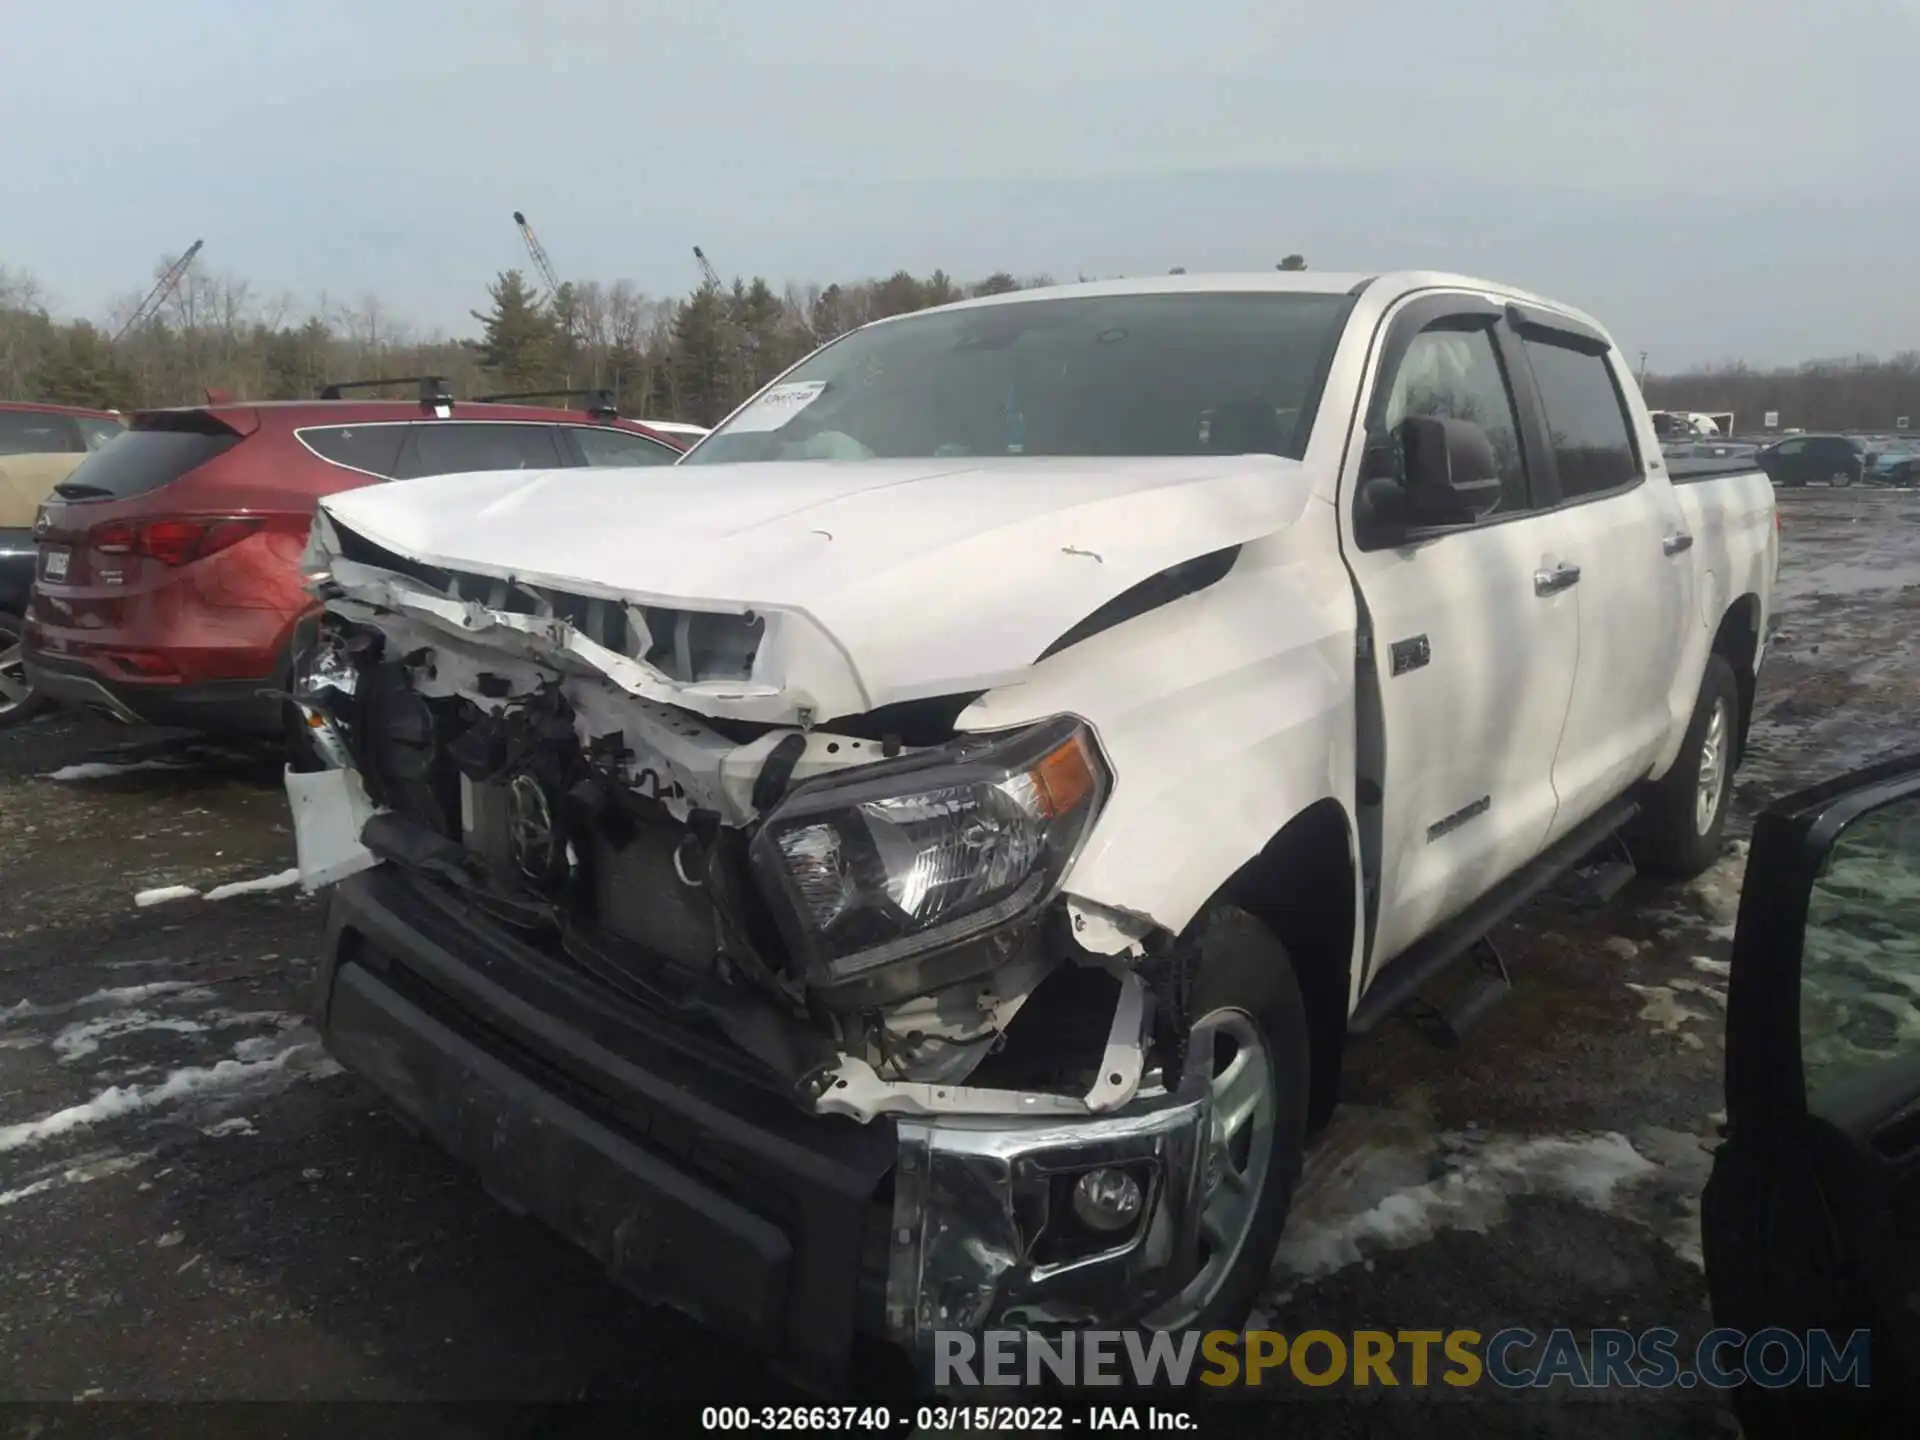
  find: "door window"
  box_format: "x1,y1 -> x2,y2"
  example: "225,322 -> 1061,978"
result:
1775,439 -> 1806,457
1520,337 -> 1641,500
1380,323 -> 1530,516
0,411 -> 82,455
1799,794 -> 1920,1107
398,422 -> 564,478
567,426 -> 680,467
297,424 -> 409,478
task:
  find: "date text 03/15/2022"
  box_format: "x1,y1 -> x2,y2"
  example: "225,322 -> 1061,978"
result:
699,1406 -> 1198,1432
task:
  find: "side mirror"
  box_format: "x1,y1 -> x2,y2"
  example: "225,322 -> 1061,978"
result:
1353,416 -> 1501,546
1399,415 -> 1502,523
1706,754 -> 1920,1430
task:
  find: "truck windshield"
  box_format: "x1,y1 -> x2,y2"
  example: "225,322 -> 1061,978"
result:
682,291 -> 1355,466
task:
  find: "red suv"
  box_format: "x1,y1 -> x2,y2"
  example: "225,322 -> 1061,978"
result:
22,381 -> 683,739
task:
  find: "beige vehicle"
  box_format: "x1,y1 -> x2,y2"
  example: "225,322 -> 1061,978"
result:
0,403 -> 126,725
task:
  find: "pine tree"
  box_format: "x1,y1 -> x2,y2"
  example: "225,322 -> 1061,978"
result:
469,269 -> 557,390
34,323 -> 136,408
671,288 -> 731,425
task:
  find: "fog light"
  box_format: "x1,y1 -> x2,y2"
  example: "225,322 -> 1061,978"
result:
1071,1167 -> 1143,1233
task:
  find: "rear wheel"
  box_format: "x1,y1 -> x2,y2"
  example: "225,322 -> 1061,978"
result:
1830,469 -> 1855,488
1629,654 -> 1740,878
1138,906 -> 1310,1333
0,611 -> 47,730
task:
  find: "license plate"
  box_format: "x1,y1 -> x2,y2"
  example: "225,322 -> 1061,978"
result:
42,548 -> 69,582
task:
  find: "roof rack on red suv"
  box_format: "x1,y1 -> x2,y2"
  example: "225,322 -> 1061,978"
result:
475,387 -> 621,420
317,375 -> 455,406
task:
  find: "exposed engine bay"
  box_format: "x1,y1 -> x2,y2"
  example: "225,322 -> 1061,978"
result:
294,517 -> 1187,1125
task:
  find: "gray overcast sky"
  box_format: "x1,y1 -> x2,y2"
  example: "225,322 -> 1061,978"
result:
4,0 -> 1917,368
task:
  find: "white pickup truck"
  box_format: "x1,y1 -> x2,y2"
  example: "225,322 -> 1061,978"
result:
287,270 -> 1777,1381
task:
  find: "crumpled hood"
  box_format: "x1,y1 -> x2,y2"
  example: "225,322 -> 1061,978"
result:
319,455 -> 1315,716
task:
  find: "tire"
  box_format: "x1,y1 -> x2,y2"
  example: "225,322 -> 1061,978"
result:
1138,905 -> 1311,1334
0,610 -> 48,731
1830,469 -> 1855,489
1628,654 -> 1740,879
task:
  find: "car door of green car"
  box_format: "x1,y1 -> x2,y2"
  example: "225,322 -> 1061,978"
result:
1705,752 -> 1920,1435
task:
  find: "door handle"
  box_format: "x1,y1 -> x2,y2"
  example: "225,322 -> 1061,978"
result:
1533,563 -> 1581,596
1663,532 -> 1694,555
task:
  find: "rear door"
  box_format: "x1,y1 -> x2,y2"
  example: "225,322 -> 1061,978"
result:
558,425 -> 682,467
1341,293 -> 1585,969
1508,313 -> 1695,843
1704,753 -> 1920,1434
392,421 -> 566,480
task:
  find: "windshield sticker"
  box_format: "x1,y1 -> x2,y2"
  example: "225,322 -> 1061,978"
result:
725,381 -> 829,433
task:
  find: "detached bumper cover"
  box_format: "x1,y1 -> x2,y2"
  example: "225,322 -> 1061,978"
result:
319,869 -> 1213,1375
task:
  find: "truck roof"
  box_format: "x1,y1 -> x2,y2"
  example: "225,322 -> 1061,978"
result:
884,270 -> 1611,345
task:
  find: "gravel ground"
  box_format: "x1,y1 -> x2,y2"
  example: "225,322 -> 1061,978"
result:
0,486 -> 1914,1436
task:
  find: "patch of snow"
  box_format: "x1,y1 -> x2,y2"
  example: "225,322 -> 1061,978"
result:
0,981 -> 214,1028
1671,977 -> 1728,1009
1602,937 -> 1640,961
82,981 -> 212,1007
201,1117 -> 255,1137
201,869 -> 300,902
1274,1130 -> 1659,1283
52,1011 -> 208,1062
43,759 -> 197,782
0,1035 -> 336,1155
134,886 -> 200,908
1626,982 -> 1714,1034
0,1150 -> 150,1209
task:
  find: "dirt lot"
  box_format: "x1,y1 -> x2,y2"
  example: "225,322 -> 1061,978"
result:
1,486 -> 1914,1435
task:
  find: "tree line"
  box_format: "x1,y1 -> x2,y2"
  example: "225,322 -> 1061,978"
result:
6,253 -> 1917,432
0,257 -> 1053,426
1644,355 -> 1920,435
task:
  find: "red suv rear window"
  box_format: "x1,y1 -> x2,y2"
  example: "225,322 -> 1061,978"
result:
52,414 -> 243,501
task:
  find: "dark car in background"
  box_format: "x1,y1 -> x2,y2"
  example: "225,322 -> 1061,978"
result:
1,401 -> 128,727
21,381 -> 683,745
1754,432 -> 1865,488
1864,438 -> 1918,487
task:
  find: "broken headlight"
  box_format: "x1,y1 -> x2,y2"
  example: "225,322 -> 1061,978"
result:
749,716 -> 1111,987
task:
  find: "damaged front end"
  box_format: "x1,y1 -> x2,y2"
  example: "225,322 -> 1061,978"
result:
292,508 -> 1216,1343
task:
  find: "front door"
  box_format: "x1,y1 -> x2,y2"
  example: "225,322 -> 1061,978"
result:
1340,294 -> 1584,971
1705,752 -> 1920,1434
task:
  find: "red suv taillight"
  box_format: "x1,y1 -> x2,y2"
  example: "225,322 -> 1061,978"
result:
87,516 -> 263,567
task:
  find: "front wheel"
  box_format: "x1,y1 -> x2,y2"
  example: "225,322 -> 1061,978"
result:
1830,469 -> 1856,488
1628,654 -> 1741,878
1138,906 -> 1310,1333
0,611 -> 48,730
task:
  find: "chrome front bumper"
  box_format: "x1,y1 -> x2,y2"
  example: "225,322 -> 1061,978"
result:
885,1079 -> 1212,1348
